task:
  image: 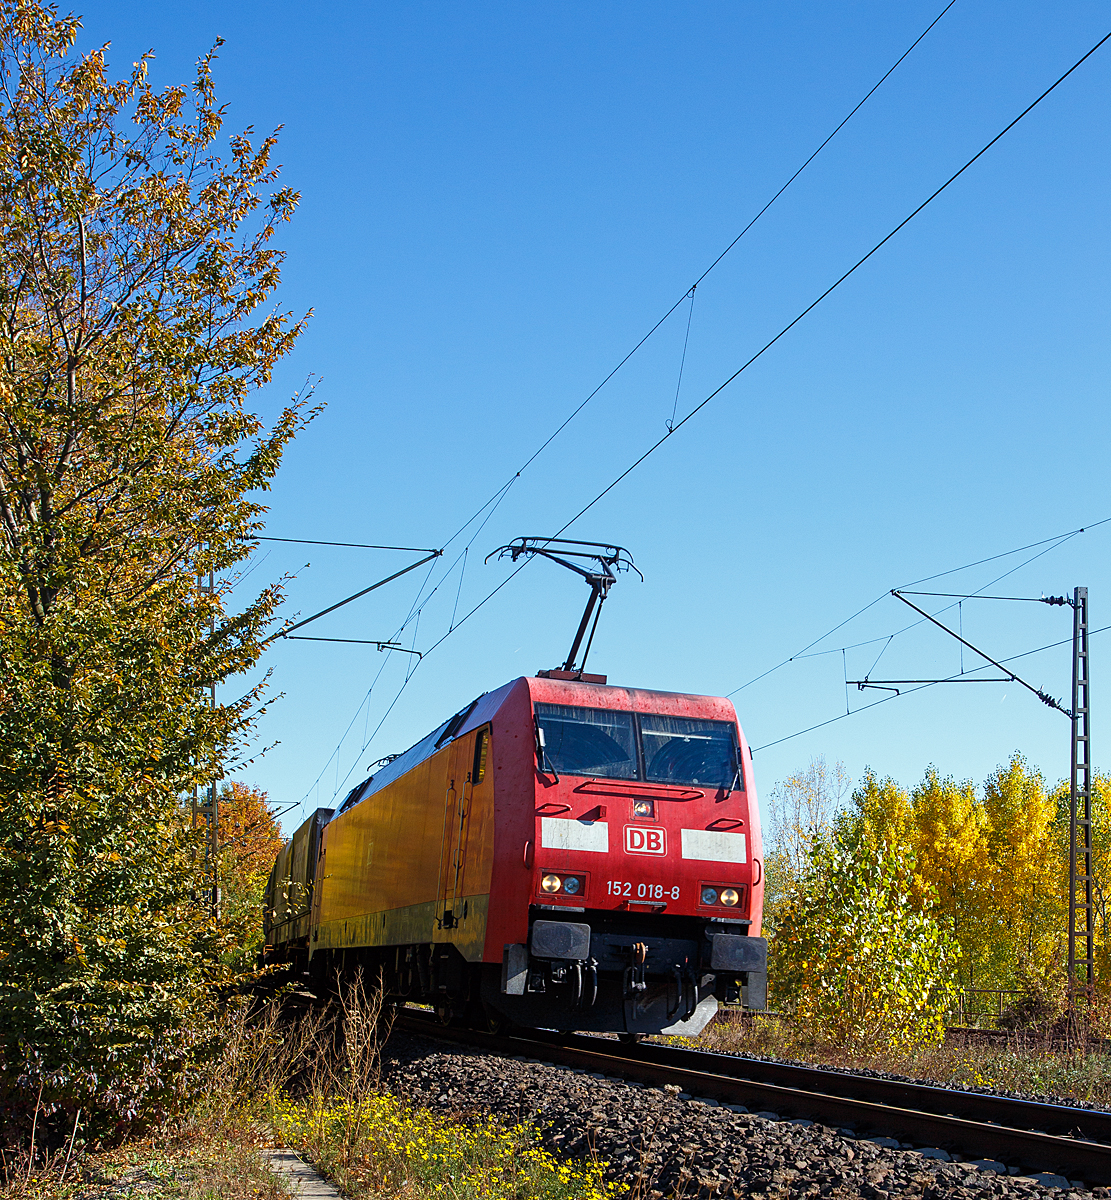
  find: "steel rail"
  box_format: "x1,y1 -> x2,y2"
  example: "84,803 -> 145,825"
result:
395,1010 -> 1111,1183
595,1032 -> 1111,1140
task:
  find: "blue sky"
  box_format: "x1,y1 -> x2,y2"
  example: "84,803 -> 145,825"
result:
86,2 -> 1110,832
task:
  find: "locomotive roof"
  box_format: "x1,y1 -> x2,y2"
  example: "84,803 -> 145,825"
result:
333,678 -> 516,817
332,675 -> 738,819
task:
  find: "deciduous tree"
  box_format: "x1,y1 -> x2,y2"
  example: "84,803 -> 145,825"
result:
763,756 -> 848,936
842,768 -> 912,846
981,754 -> 1059,978
218,781 -> 284,971
910,767 -> 989,984
0,1 -> 313,1133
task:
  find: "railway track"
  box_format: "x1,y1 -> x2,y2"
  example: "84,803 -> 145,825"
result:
395,1009 -> 1111,1185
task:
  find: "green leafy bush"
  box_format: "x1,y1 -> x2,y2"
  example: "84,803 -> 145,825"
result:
772,834 -> 959,1052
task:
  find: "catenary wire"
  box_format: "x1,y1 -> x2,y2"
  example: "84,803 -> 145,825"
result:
323,518 -> 1099,808
732,525 -> 1089,698
751,540 -> 1104,751
292,557 -> 440,815
319,502 -> 522,803
293,16 -> 1111,796
667,287 -> 697,431
730,517 -> 1106,691
283,5 -> 961,797
848,532 -> 1082,663
751,624 -> 1111,753
418,0 -> 959,564
544,27 -> 1111,543
293,16 -> 1111,799
383,66 -> 1096,694
899,518 -> 1110,588
730,521 -> 1110,692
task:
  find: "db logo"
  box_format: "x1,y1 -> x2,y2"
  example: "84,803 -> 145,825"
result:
624,825 -> 666,855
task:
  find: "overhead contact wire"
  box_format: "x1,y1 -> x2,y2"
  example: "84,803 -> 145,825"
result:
298,3 -> 966,790
731,519 -> 1108,692
426,0 -> 958,560
753,625 -> 1111,753
302,9 -> 1111,789
749,532 -> 1099,752
551,26 -> 1111,542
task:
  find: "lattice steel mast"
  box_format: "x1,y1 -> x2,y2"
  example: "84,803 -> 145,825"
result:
849,585 -> 1093,1005
1069,586 -> 1093,995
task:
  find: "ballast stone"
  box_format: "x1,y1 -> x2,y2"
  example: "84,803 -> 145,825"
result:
381,1029 -> 1102,1200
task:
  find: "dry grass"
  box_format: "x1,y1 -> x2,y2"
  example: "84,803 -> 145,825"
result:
2,972 -> 624,1200
254,975 -> 623,1200
0,1113 -> 287,1200
688,1011 -> 1111,1106
0,971 -> 366,1200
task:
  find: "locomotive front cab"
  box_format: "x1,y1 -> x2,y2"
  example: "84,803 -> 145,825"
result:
485,678 -> 767,1036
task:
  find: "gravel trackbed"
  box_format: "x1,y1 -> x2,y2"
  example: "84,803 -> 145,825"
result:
382,1030 -> 1106,1200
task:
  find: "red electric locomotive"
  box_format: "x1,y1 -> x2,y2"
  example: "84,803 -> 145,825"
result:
264,672 -> 766,1036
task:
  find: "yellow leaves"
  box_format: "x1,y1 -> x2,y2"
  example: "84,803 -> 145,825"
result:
788,754 -> 1094,999
850,769 -> 914,856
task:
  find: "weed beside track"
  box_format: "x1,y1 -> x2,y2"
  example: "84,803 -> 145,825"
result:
687,1013 -> 1111,1108
267,1091 -> 622,1200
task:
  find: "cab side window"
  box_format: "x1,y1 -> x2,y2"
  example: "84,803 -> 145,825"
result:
472,727 -> 489,783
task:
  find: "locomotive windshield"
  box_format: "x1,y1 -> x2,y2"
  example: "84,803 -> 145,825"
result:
534,704 -> 637,778
535,704 -> 739,789
640,714 -> 737,788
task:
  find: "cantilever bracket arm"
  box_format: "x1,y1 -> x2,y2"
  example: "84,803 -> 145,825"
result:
890,590 -> 1071,717
284,636 -> 422,657
262,549 -> 442,645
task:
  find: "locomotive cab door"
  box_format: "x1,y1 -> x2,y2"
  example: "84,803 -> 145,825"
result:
435,727 -> 488,932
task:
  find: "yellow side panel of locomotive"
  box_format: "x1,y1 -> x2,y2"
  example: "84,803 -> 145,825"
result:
314,726 -> 494,961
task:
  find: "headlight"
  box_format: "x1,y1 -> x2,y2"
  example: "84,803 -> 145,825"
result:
701,886 -> 719,905
720,887 -> 740,906
632,799 -> 655,818
562,875 -> 581,895
541,873 -> 562,893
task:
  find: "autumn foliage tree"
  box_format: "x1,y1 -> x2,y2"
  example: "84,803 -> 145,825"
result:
217,781 -> 284,971
766,752 -> 1107,1034
762,757 -> 848,936
0,1 -> 312,1133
